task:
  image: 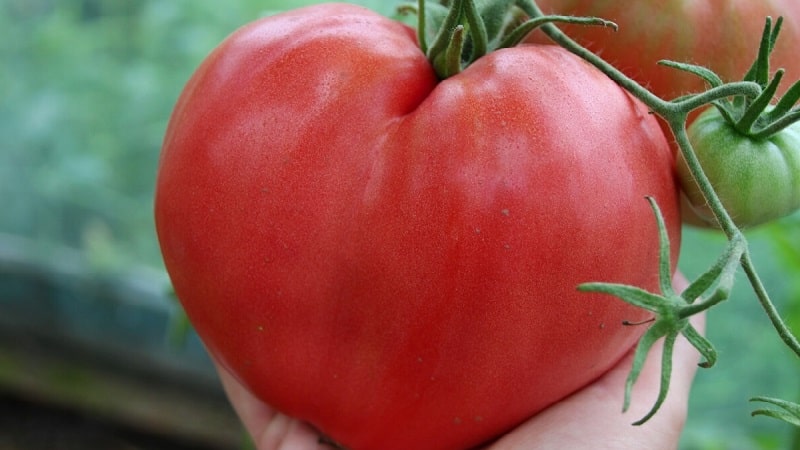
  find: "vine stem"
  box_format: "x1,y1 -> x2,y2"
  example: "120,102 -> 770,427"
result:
515,1 -> 666,113
515,1 -> 760,116
669,123 -> 740,236
516,0 -> 800,358
741,253 -> 800,356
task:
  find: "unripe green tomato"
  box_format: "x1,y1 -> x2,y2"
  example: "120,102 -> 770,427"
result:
678,107 -> 800,229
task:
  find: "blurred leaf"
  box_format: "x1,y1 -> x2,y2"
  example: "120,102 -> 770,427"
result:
751,396 -> 800,427
765,214 -> 800,333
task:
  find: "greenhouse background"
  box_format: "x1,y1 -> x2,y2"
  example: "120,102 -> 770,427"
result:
1,0 -> 798,448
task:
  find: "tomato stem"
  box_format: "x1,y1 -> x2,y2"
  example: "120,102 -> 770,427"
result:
463,0 -> 488,60
403,0 -> 617,79
740,252 -> 800,357
414,0 -> 429,54
515,1 -> 666,110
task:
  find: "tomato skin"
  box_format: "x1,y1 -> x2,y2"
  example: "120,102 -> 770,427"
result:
154,4 -> 681,449
533,0 -> 800,103
679,107 -> 800,228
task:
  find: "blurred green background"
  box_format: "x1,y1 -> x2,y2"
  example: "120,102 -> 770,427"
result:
0,0 -> 798,449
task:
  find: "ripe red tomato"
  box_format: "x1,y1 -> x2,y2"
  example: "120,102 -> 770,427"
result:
155,4 -> 680,449
533,0 -> 800,103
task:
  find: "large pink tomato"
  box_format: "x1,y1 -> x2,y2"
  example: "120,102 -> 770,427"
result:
155,4 -> 680,449
533,0 -> 800,103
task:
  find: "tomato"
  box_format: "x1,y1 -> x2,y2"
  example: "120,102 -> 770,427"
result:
154,3 -> 681,449
532,0 -> 800,104
678,106 -> 800,228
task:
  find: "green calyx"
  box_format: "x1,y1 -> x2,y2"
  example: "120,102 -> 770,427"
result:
399,0 -> 617,79
580,197 -> 725,425
661,16 -> 800,140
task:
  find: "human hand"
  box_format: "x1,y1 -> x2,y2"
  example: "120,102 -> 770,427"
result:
214,272 -> 703,450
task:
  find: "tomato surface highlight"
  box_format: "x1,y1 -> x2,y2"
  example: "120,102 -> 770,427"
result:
154,4 -> 681,449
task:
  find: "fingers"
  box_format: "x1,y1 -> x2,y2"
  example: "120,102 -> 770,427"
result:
213,359 -> 322,450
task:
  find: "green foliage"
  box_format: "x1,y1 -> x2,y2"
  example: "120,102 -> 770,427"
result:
764,214 -> 800,449
3,0 -> 216,268
679,222 -> 800,449
766,214 -> 800,333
